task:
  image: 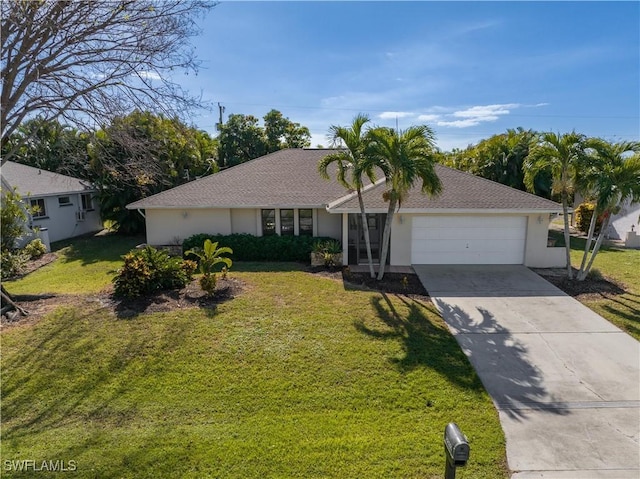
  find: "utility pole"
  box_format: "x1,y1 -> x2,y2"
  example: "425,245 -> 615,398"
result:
216,102 -> 225,131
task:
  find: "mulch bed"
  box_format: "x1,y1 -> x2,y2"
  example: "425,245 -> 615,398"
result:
533,268 -> 627,299
1,277 -> 246,327
107,277 -> 245,318
310,266 -> 429,297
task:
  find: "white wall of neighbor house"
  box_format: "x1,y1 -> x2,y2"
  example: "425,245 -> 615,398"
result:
29,193 -> 102,243
145,208 -> 232,245
608,200 -> 640,240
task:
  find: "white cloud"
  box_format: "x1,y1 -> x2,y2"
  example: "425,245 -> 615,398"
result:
417,114 -> 441,122
436,118 -> 484,128
434,103 -> 528,128
452,103 -> 520,119
379,111 -> 413,119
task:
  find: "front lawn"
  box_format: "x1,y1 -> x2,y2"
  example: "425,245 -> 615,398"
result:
549,230 -> 640,340
1,238 -> 507,478
6,234 -> 144,295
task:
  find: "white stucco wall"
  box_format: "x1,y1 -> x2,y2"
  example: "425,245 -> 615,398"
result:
145,207 -> 340,245
29,193 -> 102,243
145,208 -> 232,245
317,208 -> 342,239
523,214 -> 566,268
608,200 -> 640,240
390,213 -> 412,266
231,209 -> 258,235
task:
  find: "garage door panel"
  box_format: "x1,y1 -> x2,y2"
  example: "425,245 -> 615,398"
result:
412,226 -> 525,241
412,250 -> 522,265
413,215 -> 522,229
411,216 -> 527,264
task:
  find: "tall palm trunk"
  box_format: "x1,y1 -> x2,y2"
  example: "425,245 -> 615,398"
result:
578,205 -> 599,274
577,213 -> 611,281
561,194 -> 573,280
377,196 -> 397,280
356,188 -> 375,278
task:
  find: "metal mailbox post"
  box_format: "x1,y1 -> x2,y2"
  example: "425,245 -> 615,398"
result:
444,422 -> 470,479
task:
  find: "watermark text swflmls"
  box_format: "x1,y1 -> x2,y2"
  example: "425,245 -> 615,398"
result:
4,460 -> 77,472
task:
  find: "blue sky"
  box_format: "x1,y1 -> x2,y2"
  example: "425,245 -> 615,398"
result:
175,1 -> 639,151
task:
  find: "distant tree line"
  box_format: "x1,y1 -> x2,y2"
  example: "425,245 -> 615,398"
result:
1,109 -> 311,234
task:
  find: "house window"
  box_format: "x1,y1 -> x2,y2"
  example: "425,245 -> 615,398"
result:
58,196 -> 72,206
81,193 -> 94,211
299,209 -> 313,236
280,209 -> 294,236
30,198 -> 46,218
262,209 -> 276,236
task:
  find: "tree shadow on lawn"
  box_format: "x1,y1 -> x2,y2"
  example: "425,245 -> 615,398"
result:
354,292 -> 486,393
1,304 -> 192,443
53,233 -> 144,266
356,292 -> 569,421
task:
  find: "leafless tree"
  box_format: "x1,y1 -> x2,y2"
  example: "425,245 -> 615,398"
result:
1,0 -> 214,160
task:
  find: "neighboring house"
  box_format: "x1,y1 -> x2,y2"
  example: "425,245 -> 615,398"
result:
573,193 -> 639,241
127,148 -> 565,268
1,161 -> 102,243
608,198 -> 639,241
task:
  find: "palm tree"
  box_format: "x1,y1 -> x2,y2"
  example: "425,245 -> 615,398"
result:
364,125 -> 442,280
318,114 -> 377,278
524,131 -> 587,280
575,140 -> 640,281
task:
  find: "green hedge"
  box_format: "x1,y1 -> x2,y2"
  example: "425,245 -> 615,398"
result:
183,234 -> 337,262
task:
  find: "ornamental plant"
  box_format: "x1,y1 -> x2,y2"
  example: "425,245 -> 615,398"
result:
184,240 -> 233,296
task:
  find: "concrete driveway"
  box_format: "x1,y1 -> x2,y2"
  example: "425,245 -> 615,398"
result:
413,264 -> 640,479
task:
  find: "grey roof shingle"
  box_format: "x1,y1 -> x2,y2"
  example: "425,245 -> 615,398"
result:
328,164 -> 563,212
1,161 -> 96,196
127,149 -> 360,209
126,148 -> 562,212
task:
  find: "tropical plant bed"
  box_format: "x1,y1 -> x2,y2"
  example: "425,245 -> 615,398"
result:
108,276 -> 245,317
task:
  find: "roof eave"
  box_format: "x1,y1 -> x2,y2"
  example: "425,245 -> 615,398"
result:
326,207 -> 565,214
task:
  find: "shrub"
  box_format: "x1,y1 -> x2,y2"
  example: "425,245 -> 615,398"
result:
113,246 -> 193,299
199,273 -> 217,296
183,234 -> 336,262
24,239 -> 47,259
1,249 -> 29,279
1,190 -> 29,251
575,202 -> 603,234
184,240 -> 233,297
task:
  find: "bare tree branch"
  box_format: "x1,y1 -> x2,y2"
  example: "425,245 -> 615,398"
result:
1,0 -> 215,158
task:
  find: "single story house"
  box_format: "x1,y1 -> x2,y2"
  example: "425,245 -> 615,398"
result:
127,148 -> 565,268
1,161 -> 103,244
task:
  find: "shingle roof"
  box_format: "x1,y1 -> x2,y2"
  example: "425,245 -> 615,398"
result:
126,148 -> 562,213
1,161 -> 96,196
328,164 -> 563,212
127,148 -> 362,209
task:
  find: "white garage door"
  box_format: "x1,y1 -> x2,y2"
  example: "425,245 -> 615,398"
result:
411,216 -> 527,264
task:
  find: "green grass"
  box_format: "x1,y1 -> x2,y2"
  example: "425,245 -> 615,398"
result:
5,234 -> 143,295
549,230 -> 640,340
1,239 -> 507,478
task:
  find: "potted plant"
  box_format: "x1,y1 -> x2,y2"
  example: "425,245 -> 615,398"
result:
311,240 -> 342,268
